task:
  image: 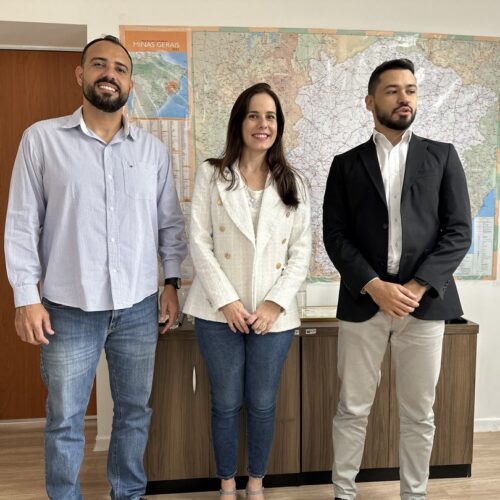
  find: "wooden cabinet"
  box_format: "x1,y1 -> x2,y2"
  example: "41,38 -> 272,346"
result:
300,321 -> 478,480
145,320 -> 478,493
146,331 -> 301,483
301,331 -> 391,472
145,333 -> 211,480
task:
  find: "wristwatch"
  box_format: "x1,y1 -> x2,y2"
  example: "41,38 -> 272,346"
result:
414,277 -> 430,291
164,277 -> 181,289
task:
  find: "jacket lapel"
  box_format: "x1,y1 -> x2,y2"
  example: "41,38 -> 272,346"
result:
215,164 -> 256,245
359,138 -> 387,207
401,134 -> 428,200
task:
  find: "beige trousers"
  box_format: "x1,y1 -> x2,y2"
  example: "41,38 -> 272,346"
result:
332,312 -> 445,500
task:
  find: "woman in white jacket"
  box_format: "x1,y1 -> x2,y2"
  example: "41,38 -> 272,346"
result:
184,83 -> 311,500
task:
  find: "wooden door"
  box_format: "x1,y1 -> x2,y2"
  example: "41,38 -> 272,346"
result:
0,50 -> 97,419
145,336 -> 211,480
301,331 -> 392,471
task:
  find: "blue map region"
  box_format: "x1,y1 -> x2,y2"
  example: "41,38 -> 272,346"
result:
468,188 -> 495,254
159,53 -> 188,118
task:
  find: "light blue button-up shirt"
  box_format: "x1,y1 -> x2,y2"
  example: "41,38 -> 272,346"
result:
5,107 -> 187,311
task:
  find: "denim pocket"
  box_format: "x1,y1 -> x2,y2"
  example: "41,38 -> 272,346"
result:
122,161 -> 156,200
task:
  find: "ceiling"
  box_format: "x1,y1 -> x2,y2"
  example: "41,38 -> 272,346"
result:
0,21 -> 86,50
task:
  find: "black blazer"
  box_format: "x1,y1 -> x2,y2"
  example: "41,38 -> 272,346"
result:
323,134 -> 472,322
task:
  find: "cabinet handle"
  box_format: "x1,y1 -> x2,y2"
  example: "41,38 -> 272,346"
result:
192,366 -> 197,394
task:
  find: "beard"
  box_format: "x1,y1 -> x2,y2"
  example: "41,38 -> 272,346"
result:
375,104 -> 416,131
83,78 -> 129,113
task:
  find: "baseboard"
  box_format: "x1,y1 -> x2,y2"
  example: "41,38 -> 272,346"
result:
0,418 -> 46,425
93,435 -> 110,452
146,465 -> 471,495
474,418 -> 500,432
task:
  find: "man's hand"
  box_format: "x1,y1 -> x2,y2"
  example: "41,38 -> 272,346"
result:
159,285 -> 180,334
247,300 -> 282,335
15,304 -> 54,345
220,300 -> 252,334
364,278 -> 420,319
403,279 -> 428,302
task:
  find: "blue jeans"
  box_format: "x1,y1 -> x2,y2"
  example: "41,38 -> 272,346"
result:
195,318 -> 294,479
40,293 -> 158,500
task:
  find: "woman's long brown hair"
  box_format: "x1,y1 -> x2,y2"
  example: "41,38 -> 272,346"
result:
207,82 -> 301,208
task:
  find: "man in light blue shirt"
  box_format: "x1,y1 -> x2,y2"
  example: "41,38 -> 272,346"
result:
4,35 -> 187,499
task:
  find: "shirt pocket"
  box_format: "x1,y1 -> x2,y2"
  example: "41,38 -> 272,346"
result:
122,161 -> 156,200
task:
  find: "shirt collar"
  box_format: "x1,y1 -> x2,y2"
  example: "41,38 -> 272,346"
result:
373,128 -> 412,149
61,106 -> 137,140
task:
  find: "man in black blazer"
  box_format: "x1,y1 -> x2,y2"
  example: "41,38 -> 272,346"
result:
323,59 -> 472,500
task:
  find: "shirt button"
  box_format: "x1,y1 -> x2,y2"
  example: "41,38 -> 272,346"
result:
224,252 -> 231,259
108,175 -> 112,180
217,198 -> 223,206
110,207 -> 114,211
219,225 -> 225,232
281,238 -> 287,244
112,268 -> 117,272
110,238 -> 115,242
286,212 -> 291,218
382,223 -> 388,230
275,262 -> 282,269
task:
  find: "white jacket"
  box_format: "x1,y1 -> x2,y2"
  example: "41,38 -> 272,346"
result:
183,161 -> 312,332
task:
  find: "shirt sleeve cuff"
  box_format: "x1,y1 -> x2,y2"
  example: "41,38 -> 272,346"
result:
360,277 -> 378,295
163,260 -> 182,282
13,285 -> 41,307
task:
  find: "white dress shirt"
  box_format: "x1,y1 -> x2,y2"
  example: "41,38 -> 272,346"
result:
373,128 -> 412,275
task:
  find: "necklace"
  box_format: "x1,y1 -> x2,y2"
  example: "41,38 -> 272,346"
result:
245,185 -> 264,208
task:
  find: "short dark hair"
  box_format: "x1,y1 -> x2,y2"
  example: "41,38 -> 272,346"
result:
80,35 -> 133,73
368,58 -> 415,95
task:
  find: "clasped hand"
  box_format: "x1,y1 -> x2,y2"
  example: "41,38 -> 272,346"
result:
364,278 -> 427,320
221,300 -> 282,335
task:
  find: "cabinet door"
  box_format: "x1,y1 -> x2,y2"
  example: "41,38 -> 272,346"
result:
302,335 -> 391,471
431,333 -> 476,465
218,337 -> 301,476
145,338 -> 211,480
267,336 -> 301,474
389,333 -> 477,466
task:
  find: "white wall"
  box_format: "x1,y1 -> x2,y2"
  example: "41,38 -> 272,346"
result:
2,0 -> 499,445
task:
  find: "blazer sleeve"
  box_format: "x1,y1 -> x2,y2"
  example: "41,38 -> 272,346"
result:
264,180 -> 312,311
323,155 -> 379,297
189,162 -> 240,311
413,144 -> 472,299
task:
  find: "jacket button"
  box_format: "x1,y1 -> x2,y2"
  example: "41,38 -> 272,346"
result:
281,238 -> 287,244
219,225 -> 225,232
224,252 -> 231,259
382,223 -> 388,230
275,262 -> 282,269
